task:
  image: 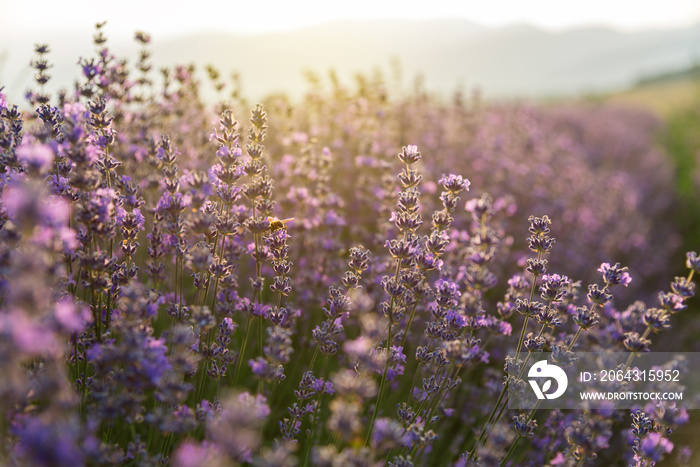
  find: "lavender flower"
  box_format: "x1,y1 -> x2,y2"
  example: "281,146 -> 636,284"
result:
0,31 -> 698,467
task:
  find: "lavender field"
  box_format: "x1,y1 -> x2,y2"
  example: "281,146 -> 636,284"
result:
1,23 -> 699,466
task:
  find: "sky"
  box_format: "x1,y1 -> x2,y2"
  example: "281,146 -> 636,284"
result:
1,0 -> 699,102
2,0 -> 700,41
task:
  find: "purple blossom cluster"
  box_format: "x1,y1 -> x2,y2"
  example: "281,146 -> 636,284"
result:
0,23 -> 697,467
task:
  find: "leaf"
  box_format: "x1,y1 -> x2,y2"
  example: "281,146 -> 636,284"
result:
542,380 -> 552,393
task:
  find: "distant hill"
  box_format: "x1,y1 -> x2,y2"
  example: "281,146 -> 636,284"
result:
1,19 -> 699,103
635,63 -> 700,86
598,66 -> 700,118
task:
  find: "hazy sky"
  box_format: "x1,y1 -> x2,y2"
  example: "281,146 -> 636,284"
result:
3,0 -> 700,41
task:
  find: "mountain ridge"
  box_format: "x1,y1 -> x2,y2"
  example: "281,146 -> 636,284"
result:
1,18 -> 699,103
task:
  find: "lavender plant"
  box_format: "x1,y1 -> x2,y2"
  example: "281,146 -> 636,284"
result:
0,22 -> 698,467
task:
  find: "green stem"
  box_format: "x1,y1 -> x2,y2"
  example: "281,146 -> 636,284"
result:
499,435 -> 521,467
407,362 -> 423,405
399,300 -> 420,353
469,384 -> 509,462
423,362 -> 457,428
365,317 -> 393,446
196,358 -> 208,403
365,236 -> 404,446
568,326 -> 583,351
234,315 -> 254,386
303,356 -> 329,466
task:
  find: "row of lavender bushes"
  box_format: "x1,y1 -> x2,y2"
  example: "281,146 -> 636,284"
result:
0,23 -> 696,466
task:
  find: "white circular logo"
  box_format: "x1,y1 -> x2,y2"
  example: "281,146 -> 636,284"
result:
528,360 -> 568,400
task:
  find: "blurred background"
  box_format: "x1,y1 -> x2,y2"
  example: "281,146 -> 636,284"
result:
3,3 -> 700,465
2,0 -> 700,109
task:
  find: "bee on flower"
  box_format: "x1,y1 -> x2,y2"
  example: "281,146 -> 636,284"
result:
267,217 -> 295,232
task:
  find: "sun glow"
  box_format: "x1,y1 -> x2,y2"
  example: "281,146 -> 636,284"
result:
2,0 -> 699,40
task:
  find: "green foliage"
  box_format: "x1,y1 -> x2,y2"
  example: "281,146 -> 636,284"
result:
660,82 -> 700,259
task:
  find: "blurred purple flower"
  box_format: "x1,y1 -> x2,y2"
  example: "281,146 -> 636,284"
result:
13,417 -> 83,467
53,297 -> 90,332
16,144 -> 54,173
